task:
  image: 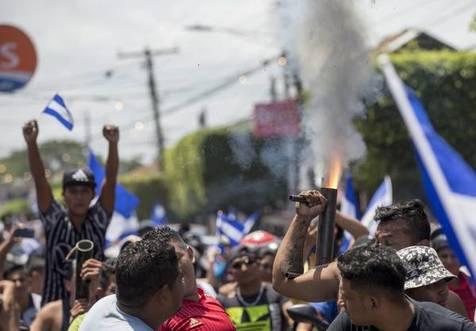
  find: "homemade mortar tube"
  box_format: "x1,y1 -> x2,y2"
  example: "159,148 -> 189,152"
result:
317,187 -> 337,265
75,240 -> 94,300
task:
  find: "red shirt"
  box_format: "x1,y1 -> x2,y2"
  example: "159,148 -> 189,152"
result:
449,272 -> 476,321
160,288 -> 236,331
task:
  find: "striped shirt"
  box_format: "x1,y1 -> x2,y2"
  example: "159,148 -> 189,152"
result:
39,200 -> 110,306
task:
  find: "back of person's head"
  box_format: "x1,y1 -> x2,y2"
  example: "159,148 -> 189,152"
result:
115,238 -> 179,308
337,242 -> 406,298
143,225 -> 186,248
375,199 -> 430,245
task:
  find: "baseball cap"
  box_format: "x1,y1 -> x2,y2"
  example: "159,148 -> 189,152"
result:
397,245 -> 456,290
63,168 -> 96,188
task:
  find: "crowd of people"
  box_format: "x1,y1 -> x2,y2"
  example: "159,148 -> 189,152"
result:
0,120 -> 475,330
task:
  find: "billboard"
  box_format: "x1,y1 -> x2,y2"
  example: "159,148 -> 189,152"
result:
253,99 -> 300,138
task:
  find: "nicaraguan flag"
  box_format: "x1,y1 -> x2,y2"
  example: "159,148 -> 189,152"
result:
379,54 -> 476,279
105,212 -> 139,252
151,203 -> 167,225
361,176 -> 393,235
339,172 -> 361,252
216,211 -> 257,247
341,171 -> 361,219
42,94 -> 74,130
87,149 -> 140,218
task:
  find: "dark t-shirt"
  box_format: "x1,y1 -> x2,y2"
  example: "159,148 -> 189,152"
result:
218,283 -> 288,331
328,300 -> 476,331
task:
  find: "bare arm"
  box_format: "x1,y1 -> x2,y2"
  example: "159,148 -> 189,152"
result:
0,281 -> 20,331
23,120 -> 53,213
30,301 -> 62,331
272,190 -> 340,302
335,211 -> 369,240
0,229 -> 17,280
274,214 -> 313,280
99,125 -> 119,217
30,310 -> 51,331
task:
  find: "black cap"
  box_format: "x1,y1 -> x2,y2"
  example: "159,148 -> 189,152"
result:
62,168 -> 96,189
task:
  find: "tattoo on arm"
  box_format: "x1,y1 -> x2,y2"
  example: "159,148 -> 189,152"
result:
281,220 -> 311,279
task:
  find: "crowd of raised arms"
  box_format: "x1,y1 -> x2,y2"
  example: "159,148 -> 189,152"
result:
0,120 -> 475,331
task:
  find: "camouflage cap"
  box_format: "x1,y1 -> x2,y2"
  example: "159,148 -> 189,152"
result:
397,245 -> 456,290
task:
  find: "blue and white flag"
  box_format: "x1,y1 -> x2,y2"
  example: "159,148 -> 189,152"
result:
151,203 -> 167,225
379,54 -> 476,279
341,171 -> 361,219
361,176 -> 393,235
105,212 -> 139,251
340,172 -> 361,252
87,149 -> 140,218
42,94 -> 74,131
216,211 -> 257,247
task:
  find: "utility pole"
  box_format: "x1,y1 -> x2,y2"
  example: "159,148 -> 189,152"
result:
269,76 -> 277,102
84,111 -> 92,147
118,47 -> 179,170
198,107 -> 207,129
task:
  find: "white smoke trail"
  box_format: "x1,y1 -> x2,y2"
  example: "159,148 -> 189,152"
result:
277,0 -> 371,183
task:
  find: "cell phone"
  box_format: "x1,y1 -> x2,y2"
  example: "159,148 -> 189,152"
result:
13,228 -> 35,238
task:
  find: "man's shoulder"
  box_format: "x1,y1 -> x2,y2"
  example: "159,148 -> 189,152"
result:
414,301 -> 476,330
90,294 -> 117,309
82,295 -> 117,319
163,292 -> 234,331
40,200 -> 66,218
327,311 -> 373,331
81,296 -> 152,331
179,289 -> 226,316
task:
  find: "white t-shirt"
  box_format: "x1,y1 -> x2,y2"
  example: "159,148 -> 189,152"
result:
79,295 -> 153,331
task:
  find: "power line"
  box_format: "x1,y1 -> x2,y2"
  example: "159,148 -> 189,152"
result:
118,47 -> 179,169
87,53 -> 284,145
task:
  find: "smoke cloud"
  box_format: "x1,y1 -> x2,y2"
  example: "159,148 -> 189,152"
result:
278,0 -> 371,183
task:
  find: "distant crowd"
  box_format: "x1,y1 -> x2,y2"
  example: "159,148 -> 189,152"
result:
0,120 -> 475,331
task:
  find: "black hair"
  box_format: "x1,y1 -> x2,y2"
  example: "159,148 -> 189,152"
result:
337,241 -> 406,297
375,199 -> 430,243
143,226 -> 187,249
115,238 -> 179,308
3,264 -> 25,280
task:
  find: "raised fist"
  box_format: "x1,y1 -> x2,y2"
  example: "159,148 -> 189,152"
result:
103,125 -> 119,143
22,120 -> 39,144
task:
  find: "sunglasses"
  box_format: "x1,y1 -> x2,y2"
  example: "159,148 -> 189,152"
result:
231,257 -> 257,270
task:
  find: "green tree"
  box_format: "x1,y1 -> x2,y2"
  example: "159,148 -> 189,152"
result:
354,51 -> 476,200
470,14 -> 476,32
0,140 -> 142,184
164,128 -> 288,220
